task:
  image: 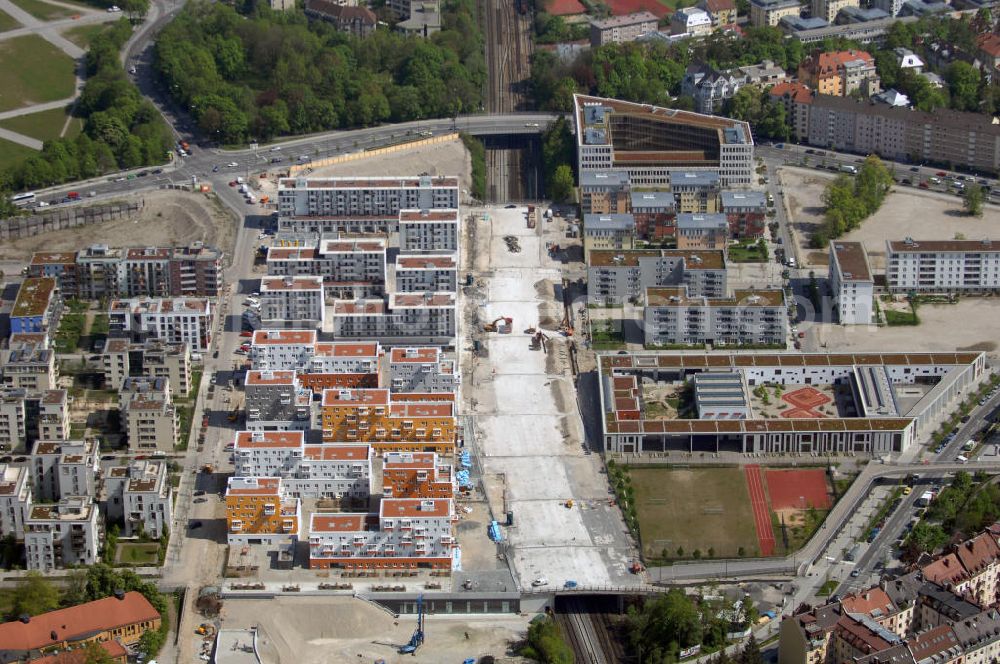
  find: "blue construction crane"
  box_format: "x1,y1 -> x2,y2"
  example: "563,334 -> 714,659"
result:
399,594 -> 425,654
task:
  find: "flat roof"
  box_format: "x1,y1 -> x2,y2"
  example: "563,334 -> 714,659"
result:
887,239 -> 1000,253
314,341 -> 380,357
721,190 -> 767,208
310,513 -> 370,532
379,498 -> 452,518
251,329 -> 317,346
303,444 -> 370,461
279,176 -> 459,189
580,170 -> 629,186
261,276 -> 323,291
227,476 -> 281,495
589,248 -> 725,270
12,278 -> 56,318
591,11 -> 658,28
583,213 -> 636,231
832,241 -> 873,282
396,255 -> 457,269
646,287 -> 784,307
630,191 -> 675,208
390,293 -> 455,307
677,213 -> 727,230
235,430 -> 304,448
245,370 -> 296,385
30,251 -> 77,265
398,209 -> 459,222
390,347 -> 440,363
672,171 -> 721,187
383,451 -> 437,468
333,299 -> 386,315
322,388 -> 390,406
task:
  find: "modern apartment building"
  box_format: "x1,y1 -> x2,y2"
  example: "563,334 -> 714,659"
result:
643,287 -> 787,346
320,388 -> 456,454
670,7 -> 712,36
0,339 -> 56,391
101,338 -> 192,394
671,171 -> 722,213
307,497 -> 455,570
388,347 -> 459,393
248,329 -> 319,371
10,277 -> 60,336
0,392 -> 27,452
103,460 -> 173,538
720,191 -> 768,238
225,476 -> 301,545
0,463 -> 32,539
108,297 -> 213,352
588,249 -> 727,305
829,241 -> 874,324
259,276 -> 325,328
29,243 -> 222,299
24,496 -> 100,571
30,439 -> 98,503
574,94 -> 754,188
886,239 -> 1000,294
630,191 -> 676,240
582,214 -> 636,262
750,0 -> 801,27
266,238 -> 386,299
382,451 -> 455,499
589,11 -> 658,47
231,430 -> 372,500
398,209 -> 460,253
309,341 -> 382,375
329,293 -> 457,346
277,176 -> 459,218
676,213 -> 728,250
394,255 -> 458,293
244,370 -> 312,431
579,171 -> 631,215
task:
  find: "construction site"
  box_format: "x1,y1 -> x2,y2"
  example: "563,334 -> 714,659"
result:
460,203 -> 640,590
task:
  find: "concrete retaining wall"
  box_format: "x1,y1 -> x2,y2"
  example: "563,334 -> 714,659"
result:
288,133 -> 460,176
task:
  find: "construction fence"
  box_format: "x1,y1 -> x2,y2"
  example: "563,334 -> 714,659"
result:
0,200 -> 144,241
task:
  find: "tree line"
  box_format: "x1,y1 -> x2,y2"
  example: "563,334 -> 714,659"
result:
906,471 -> 1000,559
0,19 -> 173,202
812,155 -> 893,248
154,0 -> 484,144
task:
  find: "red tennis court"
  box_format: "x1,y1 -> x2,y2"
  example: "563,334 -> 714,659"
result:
605,0 -> 673,17
744,465 -> 775,557
765,469 -> 832,511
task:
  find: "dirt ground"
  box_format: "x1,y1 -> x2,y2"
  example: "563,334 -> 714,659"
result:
778,167 -> 1000,269
807,298 -> 1000,355
219,595 -> 531,664
0,190 -> 238,262
305,139 -> 472,200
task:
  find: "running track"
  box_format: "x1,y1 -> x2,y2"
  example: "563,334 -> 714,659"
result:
744,465 -> 776,557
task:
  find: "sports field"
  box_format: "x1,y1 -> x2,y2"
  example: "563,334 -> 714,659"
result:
0,35 -> 76,112
630,466 -> 759,559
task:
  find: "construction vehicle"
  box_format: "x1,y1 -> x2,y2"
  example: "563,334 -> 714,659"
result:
398,595 -> 425,654
629,560 -> 645,574
483,316 -> 512,333
565,499 -> 574,509
202,464 -> 213,473
227,407 -> 240,423
530,330 -> 548,351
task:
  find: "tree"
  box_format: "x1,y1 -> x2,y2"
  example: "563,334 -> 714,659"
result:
549,164 -> 575,203
946,61 -> 982,112
10,572 -> 61,618
80,641 -> 117,664
739,634 -> 764,664
964,184 -> 985,217
627,590 -> 704,661
520,617 -> 573,664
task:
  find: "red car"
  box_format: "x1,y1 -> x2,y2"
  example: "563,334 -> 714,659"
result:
240,331 -> 252,337
919,182 -> 930,189
936,171 -> 947,177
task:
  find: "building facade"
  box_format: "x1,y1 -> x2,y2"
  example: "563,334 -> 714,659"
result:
886,239 -> 1000,294
830,241 -> 874,324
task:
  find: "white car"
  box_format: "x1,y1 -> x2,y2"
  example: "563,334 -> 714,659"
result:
531,577 -> 548,587
227,161 -> 238,168
128,66 -> 136,74
107,5 -> 121,11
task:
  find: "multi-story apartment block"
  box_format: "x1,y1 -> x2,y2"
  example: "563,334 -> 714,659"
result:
30,439 -> 98,503
30,243 -> 222,299
309,341 -> 382,374
643,287 -> 787,346
720,191 -> 768,238
580,171 -> 631,215
398,209 -> 459,253
886,239 -> 1000,294
671,171 -> 722,213
329,293 -> 457,345
830,241 -> 874,324
630,191 -> 676,240
10,277 -> 60,336
307,497 -> 455,570
574,94 -> 754,189
225,476 -> 301,545
244,370 -> 312,431
670,6 -> 712,36
277,176 -> 459,218
588,249 -> 727,305
698,0 -> 737,25
811,0 -> 859,22
750,0 -> 801,27
120,378 -> 178,452
382,451 -> 455,498
266,238 -> 386,299
389,347 -> 459,393
35,389 -> 69,443
394,255 -> 458,293
582,214 -> 636,263
589,11 -> 658,46
232,430 -> 372,500
104,460 -> 173,538
248,329 -> 319,371
0,391 -> 27,452
0,463 -> 32,539
320,388 -> 456,454
24,496 -> 100,571
952,532 -> 1000,607
798,49 -> 879,97
259,276 -> 325,328
0,339 -> 56,391
102,338 -> 192,394
677,213 -> 728,250
109,297 -> 213,352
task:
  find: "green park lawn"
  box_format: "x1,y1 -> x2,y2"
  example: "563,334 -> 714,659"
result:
0,35 -> 76,112
8,0 -> 76,20
0,137 -> 38,171
0,8 -> 20,31
61,21 -> 104,47
0,105 -> 80,143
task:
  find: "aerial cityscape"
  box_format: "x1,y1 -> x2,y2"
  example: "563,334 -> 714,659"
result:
3,0 -> 1000,662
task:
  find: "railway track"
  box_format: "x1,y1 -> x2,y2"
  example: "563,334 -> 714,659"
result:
558,600 -> 616,664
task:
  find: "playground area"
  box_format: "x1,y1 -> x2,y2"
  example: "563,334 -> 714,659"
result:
629,465 -> 835,561
747,383 -> 844,419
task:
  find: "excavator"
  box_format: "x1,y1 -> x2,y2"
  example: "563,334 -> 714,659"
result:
483,316 -> 512,333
